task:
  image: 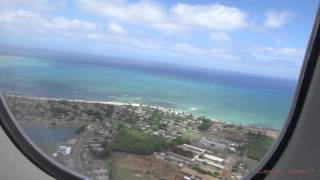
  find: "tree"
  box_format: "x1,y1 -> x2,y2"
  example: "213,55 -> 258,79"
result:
197,117 -> 212,131
112,128 -> 189,155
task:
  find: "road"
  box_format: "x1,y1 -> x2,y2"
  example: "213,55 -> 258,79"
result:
71,122 -> 101,175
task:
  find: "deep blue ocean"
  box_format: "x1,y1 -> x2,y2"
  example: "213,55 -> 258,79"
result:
0,55 -> 297,129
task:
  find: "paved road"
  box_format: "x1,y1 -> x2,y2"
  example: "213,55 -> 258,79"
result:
71,122 -> 100,175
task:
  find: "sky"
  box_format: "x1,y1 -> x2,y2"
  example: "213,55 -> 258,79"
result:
0,0 -> 319,79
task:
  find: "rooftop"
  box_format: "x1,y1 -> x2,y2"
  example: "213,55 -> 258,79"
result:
203,154 -> 224,163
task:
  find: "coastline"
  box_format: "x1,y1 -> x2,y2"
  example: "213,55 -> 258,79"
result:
4,94 -> 279,139
4,93 -> 279,179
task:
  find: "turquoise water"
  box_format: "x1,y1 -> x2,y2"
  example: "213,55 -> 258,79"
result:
23,126 -> 76,154
0,55 -> 297,129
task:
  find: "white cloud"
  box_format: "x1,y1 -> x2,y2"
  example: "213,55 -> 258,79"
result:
0,10 -> 97,36
76,0 -> 248,34
171,3 -> 247,31
172,43 -> 239,61
264,47 -> 304,58
76,0 -> 181,34
242,46 -> 305,67
264,10 -> 292,29
172,41 -> 304,65
173,43 -> 205,55
0,0 -> 65,12
85,33 -> 105,41
209,32 -> 231,42
77,1 -> 167,25
124,37 -> 164,50
0,0 -> 304,78
108,22 -> 127,35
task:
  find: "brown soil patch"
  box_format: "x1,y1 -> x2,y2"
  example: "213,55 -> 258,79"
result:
111,152 -> 179,180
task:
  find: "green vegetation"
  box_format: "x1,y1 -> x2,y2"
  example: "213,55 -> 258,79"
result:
143,106 -> 186,124
90,144 -> 112,159
182,130 -> 202,141
149,109 -> 164,123
237,145 -> 246,156
232,161 -> 241,173
171,146 -> 194,158
82,105 -> 114,120
116,123 -> 126,130
190,164 -> 215,177
60,100 -> 70,106
112,128 -> 189,155
83,109 -> 104,120
247,133 -> 273,160
213,171 -> 219,177
197,117 -> 212,131
68,116 -> 76,121
103,105 -> 115,117
50,122 -> 57,126
51,106 -> 67,114
158,123 -> 167,130
112,128 -> 167,154
169,136 -> 190,146
95,142 -> 112,159
75,125 -> 87,134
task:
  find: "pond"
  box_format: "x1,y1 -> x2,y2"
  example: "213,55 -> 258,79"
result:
23,126 -> 76,155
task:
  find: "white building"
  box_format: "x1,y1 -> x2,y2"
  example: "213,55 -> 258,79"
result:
57,146 -> 72,156
182,144 -> 206,154
195,154 -> 225,169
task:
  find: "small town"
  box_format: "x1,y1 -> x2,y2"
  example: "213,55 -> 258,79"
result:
4,95 -> 278,180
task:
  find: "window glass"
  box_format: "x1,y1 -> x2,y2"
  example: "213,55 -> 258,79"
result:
0,0 -> 318,180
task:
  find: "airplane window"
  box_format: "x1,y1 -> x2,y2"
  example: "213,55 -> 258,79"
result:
0,1 -> 319,180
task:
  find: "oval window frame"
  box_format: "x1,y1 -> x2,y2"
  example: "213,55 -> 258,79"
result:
0,5 -> 319,180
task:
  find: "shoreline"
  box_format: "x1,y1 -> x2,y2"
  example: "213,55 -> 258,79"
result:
4,94 -> 279,139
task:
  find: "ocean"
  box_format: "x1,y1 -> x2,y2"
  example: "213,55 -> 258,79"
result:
0,54 -> 297,129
